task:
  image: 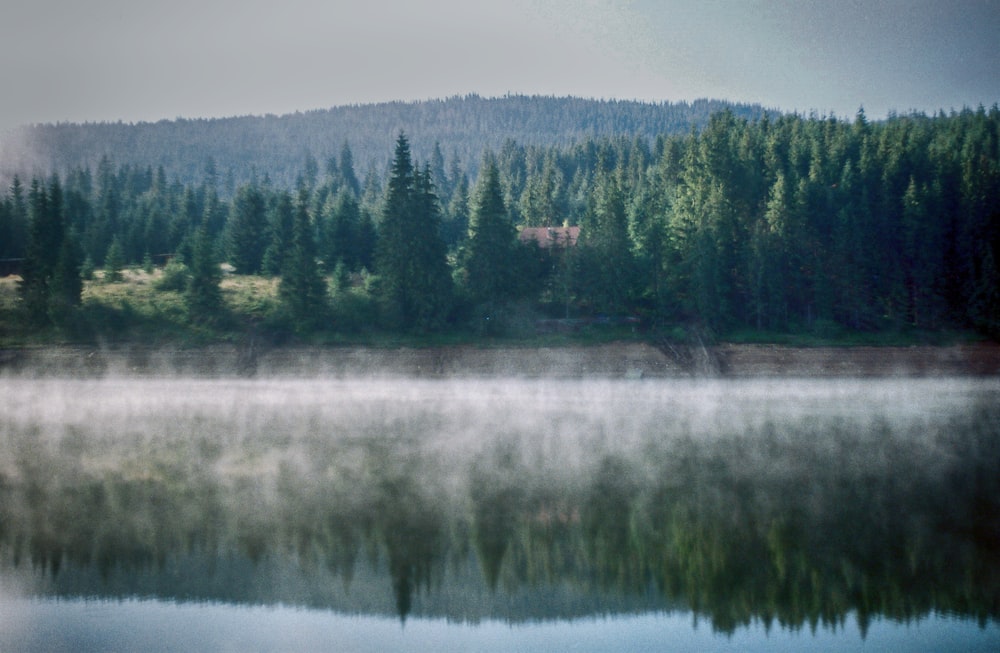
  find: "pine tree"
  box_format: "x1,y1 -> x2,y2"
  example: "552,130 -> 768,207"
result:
356,208 -> 377,272
262,190 -> 294,275
24,179 -> 70,316
104,237 -> 125,283
37,177 -> 65,274
460,159 -> 521,330
279,188 -> 327,329
411,164 -> 453,329
186,223 -> 223,323
18,179 -> 52,322
520,151 -> 566,226
0,195 -> 11,260
48,228 -> 83,323
442,172 -> 469,250
15,175 -> 82,326
321,190 -> 360,271
87,156 -> 120,265
226,183 -> 269,274
430,141 -> 451,204
577,172 -> 637,315
375,133 -> 453,331
3,177 -> 28,259
901,176 -> 944,327
339,142 -> 361,197
750,172 -> 791,329
374,133 -> 414,327
302,153 -> 319,192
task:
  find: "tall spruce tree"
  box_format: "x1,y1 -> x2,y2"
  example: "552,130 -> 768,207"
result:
17,176 -> 82,325
18,179 -> 53,322
375,134 -> 452,332
262,190 -> 294,275
321,190 -> 360,271
339,142 -> 361,197
226,183 -> 269,274
279,188 -> 327,329
0,199 -> 10,260
48,228 -> 83,323
356,208 -> 377,272
577,172 -> 637,315
441,172 -> 469,250
460,159 -> 520,327
5,177 -> 28,259
412,164 -> 453,329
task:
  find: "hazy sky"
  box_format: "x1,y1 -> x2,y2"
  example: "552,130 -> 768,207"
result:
2,0 -> 998,133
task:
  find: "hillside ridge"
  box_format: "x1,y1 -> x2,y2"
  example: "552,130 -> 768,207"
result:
1,94 -> 770,189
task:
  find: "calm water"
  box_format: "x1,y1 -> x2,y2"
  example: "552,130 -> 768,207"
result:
1,376 -> 998,652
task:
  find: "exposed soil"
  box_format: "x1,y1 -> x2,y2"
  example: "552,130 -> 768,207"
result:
2,341 -> 999,378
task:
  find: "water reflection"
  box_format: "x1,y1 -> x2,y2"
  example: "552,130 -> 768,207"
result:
0,378 -> 997,642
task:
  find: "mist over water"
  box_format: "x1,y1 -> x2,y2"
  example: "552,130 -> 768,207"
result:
1,375 -> 998,650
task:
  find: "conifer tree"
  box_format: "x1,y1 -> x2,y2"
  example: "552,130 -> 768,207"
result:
301,153 -> 319,192
226,183 -> 269,274
186,223 -> 222,323
86,156 -> 120,264
321,190 -> 360,271
460,159 -> 520,321
442,172 -> 469,249
0,200 -> 12,260
20,179 -> 61,322
430,141 -> 451,204
4,177 -> 28,259
410,164 -> 453,328
18,179 -> 53,322
577,172 -> 637,315
356,208 -> 377,272
48,228 -> 83,323
375,133 -> 452,331
279,188 -> 327,329
16,176 -> 82,325
262,191 -> 294,275
749,172 -> 791,329
103,237 -> 125,283
339,142 -> 361,197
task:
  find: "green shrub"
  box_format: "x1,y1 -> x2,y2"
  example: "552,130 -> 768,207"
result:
155,258 -> 191,292
330,289 -> 378,334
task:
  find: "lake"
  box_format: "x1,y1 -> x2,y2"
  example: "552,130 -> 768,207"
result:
1,375 -> 998,652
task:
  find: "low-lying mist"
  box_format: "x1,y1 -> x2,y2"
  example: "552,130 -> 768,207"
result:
1,376 -> 998,630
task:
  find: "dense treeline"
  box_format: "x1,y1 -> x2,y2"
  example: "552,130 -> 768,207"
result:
1,95 -> 767,192
1,105 -> 998,339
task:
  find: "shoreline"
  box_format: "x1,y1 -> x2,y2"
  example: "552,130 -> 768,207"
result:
2,341 -> 999,378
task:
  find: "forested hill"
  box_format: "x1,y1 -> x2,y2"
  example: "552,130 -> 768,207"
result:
0,95 -> 768,191
3,103 -> 998,343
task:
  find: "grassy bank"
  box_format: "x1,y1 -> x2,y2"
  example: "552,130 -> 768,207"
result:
0,270 -> 646,349
0,270 -> 987,350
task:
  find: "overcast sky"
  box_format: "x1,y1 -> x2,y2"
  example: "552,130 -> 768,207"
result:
1,0 -> 998,133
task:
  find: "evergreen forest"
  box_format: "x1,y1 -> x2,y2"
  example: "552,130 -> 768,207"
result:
1,95 -> 766,191
1,103 -> 999,344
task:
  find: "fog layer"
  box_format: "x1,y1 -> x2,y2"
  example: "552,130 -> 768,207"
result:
1,377 -> 998,633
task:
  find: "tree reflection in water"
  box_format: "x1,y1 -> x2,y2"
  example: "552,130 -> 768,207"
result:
0,378 -> 997,634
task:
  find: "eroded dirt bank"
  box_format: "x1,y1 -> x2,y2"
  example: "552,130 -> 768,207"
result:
2,341 -> 999,378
